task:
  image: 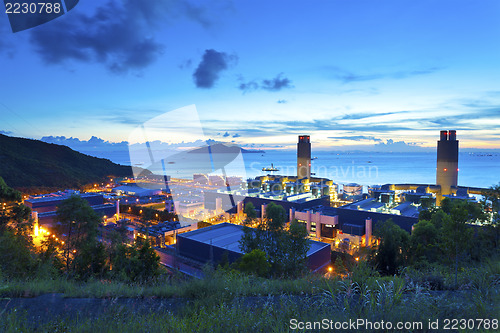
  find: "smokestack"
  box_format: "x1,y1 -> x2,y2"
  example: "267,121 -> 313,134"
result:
116,200 -> 120,220
297,135 -> 311,179
365,217 -> 372,247
436,130 -> 459,205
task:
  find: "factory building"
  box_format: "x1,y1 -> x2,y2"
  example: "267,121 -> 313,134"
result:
113,184 -> 163,198
25,192 -> 117,227
436,130 -> 459,204
25,192 -> 105,213
177,223 -> 331,271
289,203 -> 418,252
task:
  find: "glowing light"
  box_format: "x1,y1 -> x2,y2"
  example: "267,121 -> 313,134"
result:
328,266 -> 333,272
355,257 -> 359,261
444,168 -> 447,171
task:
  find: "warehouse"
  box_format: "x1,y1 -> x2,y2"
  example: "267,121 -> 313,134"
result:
176,223 -> 331,271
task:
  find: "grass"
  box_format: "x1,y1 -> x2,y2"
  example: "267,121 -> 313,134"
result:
1,283 -> 498,332
1,259 -> 499,332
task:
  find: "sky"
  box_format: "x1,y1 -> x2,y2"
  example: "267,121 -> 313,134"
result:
1,0 -> 500,152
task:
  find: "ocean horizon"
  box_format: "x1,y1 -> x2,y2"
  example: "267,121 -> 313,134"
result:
83,149 -> 500,190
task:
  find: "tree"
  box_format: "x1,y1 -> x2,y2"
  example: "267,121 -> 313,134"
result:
482,183 -> 500,248
243,202 -> 257,225
56,195 -> 101,275
0,177 -> 22,203
409,219 -> 440,264
441,202 -> 474,287
333,256 -> 346,276
0,231 -> 36,278
110,238 -> 161,281
239,203 -> 309,277
370,219 -> 410,275
237,249 -> 271,277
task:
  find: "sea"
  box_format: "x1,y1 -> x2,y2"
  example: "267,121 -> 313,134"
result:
86,149 -> 500,190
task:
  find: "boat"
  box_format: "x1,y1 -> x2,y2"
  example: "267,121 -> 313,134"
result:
262,163 -> 279,172
311,157 -> 318,160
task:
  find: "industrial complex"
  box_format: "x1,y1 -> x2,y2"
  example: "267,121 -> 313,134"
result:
24,130 -> 491,275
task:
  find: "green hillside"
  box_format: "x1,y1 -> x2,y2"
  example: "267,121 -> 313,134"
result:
0,134 -> 134,188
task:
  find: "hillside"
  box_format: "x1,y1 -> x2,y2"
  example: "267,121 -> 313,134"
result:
0,134 -> 134,188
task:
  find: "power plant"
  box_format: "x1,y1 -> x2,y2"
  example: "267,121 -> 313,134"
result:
436,130 -> 459,204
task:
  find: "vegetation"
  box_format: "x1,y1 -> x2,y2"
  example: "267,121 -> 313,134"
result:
1,261 -> 498,332
0,177 -> 499,331
0,180 -> 161,284
368,196 -> 498,280
239,202 -> 310,278
0,133 -> 133,188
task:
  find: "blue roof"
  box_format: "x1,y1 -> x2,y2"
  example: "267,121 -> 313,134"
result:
178,222 -> 329,255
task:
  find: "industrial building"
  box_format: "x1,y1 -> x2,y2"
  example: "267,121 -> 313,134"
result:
25,192 -> 117,226
25,192 -> 105,213
177,223 -> 331,271
113,184 -> 163,198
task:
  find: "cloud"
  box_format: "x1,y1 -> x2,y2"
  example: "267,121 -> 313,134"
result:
41,135 -> 129,152
424,107 -> 500,130
239,73 -> 293,93
372,139 -> 425,152
325,66 -> 443,83
238,81 -> 259,92
222,131 -> 230,137
28,0 -> 217,73
232,133 -> 241,138
193,49 -> 237,88
0,130 -> 13,135
261,73 -> 293,91
329,135 -> 382,142
277,99 -> 287,104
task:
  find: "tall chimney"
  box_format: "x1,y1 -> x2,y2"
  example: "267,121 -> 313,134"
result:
436,130 -> 459,205
297,135 -> 311,179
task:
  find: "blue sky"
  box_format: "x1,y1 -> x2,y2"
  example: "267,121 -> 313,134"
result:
1,0 -> 500,151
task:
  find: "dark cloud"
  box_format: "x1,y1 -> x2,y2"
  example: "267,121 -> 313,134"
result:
238,80 -> 259,93
0,130 -> 13,135
261,73 -> 293,91
232,133 -> 241,138
329,135 -> 382,142
239,73 -> 293,93
222,131 -> 230,137
277,99 -> 287,104
29,0 -> 217,73
325,66 -> 443,83
193,49 -> 237,88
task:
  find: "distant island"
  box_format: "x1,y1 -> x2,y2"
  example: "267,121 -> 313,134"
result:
186,143 -> 265,154
0,134 -> 134,189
